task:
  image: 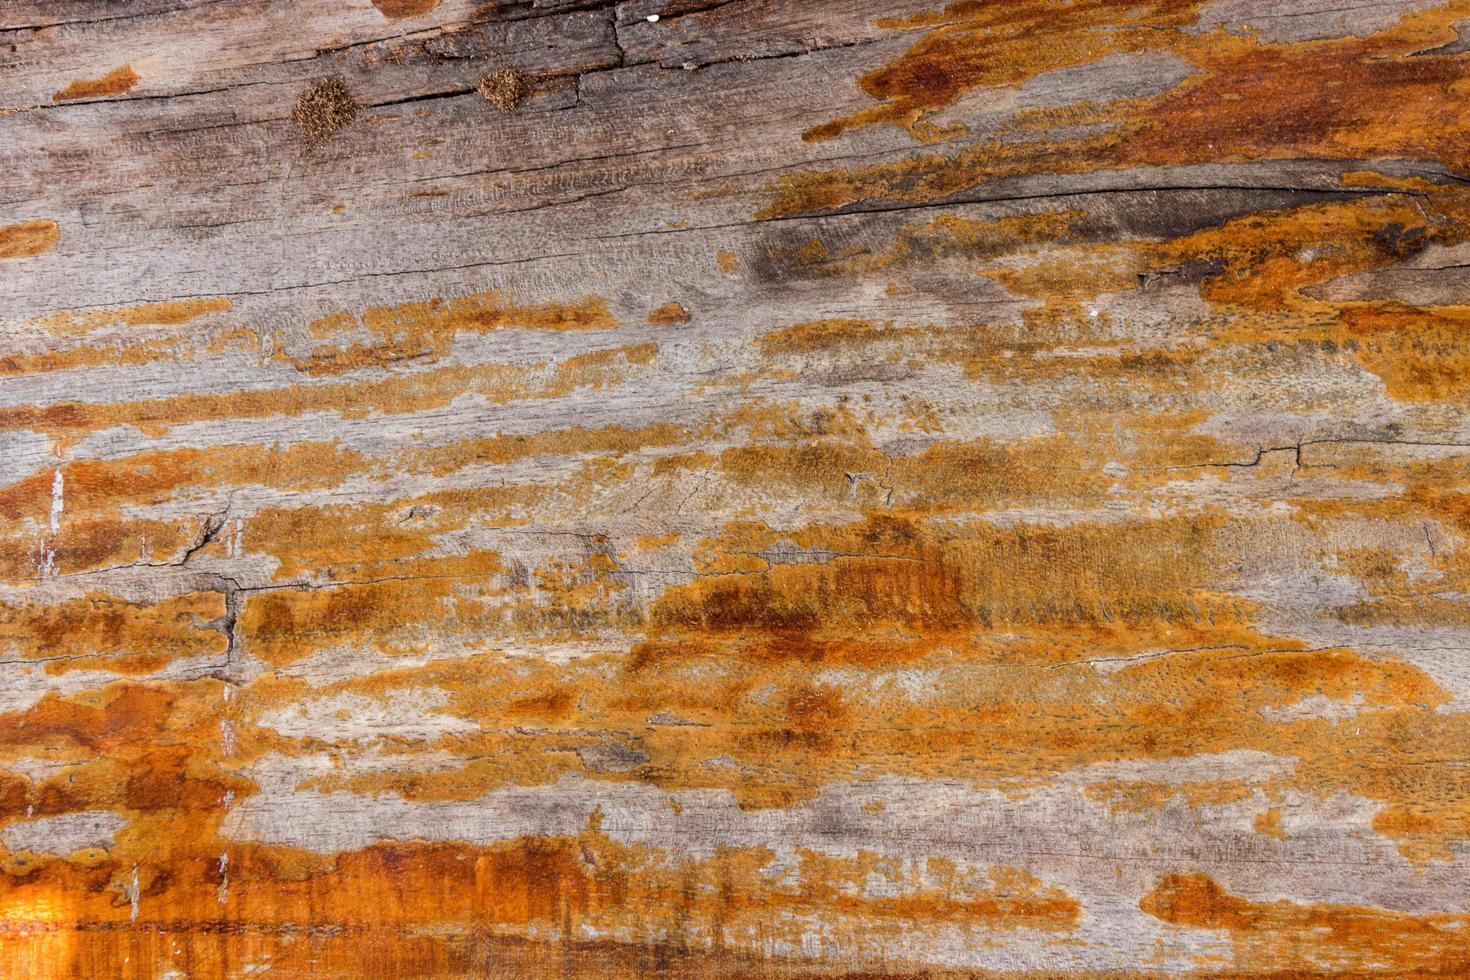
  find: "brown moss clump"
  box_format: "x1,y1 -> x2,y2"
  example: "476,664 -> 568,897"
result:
293,77 -> 360,145
478,67 -> 531,112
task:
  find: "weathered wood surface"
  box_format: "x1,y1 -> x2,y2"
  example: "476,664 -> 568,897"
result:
4,0 -> 1470,975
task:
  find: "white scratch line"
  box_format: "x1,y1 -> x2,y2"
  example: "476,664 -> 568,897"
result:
49,468 -> 63,536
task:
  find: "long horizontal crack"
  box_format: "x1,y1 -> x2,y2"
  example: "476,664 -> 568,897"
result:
1164,436 -> 1470,473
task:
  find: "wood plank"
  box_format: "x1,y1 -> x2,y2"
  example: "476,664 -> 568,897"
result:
4,0 -> 1470,976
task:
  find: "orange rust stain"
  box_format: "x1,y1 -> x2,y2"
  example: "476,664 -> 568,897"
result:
647,301 -> 692,326
1141,872 -> 1470,974
51,66 -> 140,102
372,0 -> 440,18
0,220 -> 59,260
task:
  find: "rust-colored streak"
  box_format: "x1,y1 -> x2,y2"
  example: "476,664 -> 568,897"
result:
10,0 -> 1470,975
372,0 -> 440,18
771,2 -> 1470,218
0,220 -> 59,260
0,593 -> 226,675
28,297 -> 231,337
291,291 -> 616,375
647,301 -> 692,325
1142,872 -> 1470,974
0,341 -> 654,448
51,66 -> 140,102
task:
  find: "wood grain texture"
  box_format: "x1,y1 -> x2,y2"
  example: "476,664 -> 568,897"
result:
3,0 -> 1470,976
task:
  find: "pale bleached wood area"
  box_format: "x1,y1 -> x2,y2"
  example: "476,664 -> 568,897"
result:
4,0 -> 1470,976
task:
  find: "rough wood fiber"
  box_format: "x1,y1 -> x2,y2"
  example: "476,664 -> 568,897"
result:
3,0 -> 1470,976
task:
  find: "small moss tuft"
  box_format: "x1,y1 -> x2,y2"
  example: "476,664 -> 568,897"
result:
478,67 -> 531,112
293,77 -> 360,145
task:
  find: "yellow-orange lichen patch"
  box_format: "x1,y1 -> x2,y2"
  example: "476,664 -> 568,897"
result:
371,0 -> 439,18
240,498 -> 462,582
238,556 -> 505,667
0,343 -> 652,442
646,513 -> 1245,650
1109,14 -> 1470,174
545,343 -> 659,397
290,291 -> 616,375
646,301 -> 692,326
1336,303 -> 1470,402
0,335 -> 192,378
1085,778 -> 1257,816
0,681 -> 249,847
0,363 -> 512,442
0,443 -> 363,528
772,3 -> 1470,216
1253,807 -> 1287,840
0,592 -> 226,676
0,925 -> 893,980
714,431 -> 1159,515
1141,872 -> 1470,974
896,210 -> 1088,266
0,669 -> 1093,971
30,298 -> 231,337
51,66 -> 139,102
804,0 -> 1208,143
0,444 -> 372,581
454,621 -> 1455,817
0,220 -> 59,260
399,421 -> 688,478
0,823 -> 1078,978
752,188 -> 1470,410
985,194 -> 1444,318
754,318 -> 891,356
0,515 -> 191,585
